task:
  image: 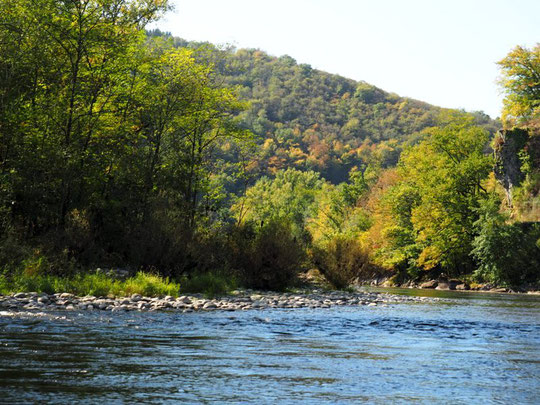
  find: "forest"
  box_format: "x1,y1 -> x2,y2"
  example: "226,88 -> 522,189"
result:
0,0 -> 538,295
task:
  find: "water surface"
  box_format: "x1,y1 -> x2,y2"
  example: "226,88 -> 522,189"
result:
1,289 -> 539,404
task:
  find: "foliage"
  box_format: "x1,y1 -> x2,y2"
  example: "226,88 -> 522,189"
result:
148,30 -> 499,185
471,196 -> 540,286
227,219 -> 304,291
234,168 -> 324,241
180,271 -> 237,297
0,270 -> 180,297
307,168 -> 372,246
311,235 -> 374,289
371,181 -> 422,275
498,44 -> 540,127
0,1 -> 249,277
122,272 -> 180,297
1,9 -> 530,293
495,42 -> 540,220
371,113 -> 493,278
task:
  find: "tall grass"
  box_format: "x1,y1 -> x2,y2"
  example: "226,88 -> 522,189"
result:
0,271 -> 180,297
180,271 -> 237,297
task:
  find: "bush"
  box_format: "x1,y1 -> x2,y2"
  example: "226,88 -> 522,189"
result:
312,235 -> 375,289
122,271 -> 180,297
68,273 -> 122,297
0,273 -> 9,295
181,271 -> 237,297
228,219 -> 304,291
9,272 -> 56,294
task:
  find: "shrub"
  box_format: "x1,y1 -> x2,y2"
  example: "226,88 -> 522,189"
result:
228,219 -> 304,291
181,271 -> 237,297
10,272 -> 56,294
122,271 -> 180,297
312,235 -> 375,289
68,273 -> 122,297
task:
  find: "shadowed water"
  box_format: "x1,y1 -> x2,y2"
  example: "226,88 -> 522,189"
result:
0,289 -> 539,404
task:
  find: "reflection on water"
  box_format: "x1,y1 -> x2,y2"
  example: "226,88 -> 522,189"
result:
0,289 -> 539,404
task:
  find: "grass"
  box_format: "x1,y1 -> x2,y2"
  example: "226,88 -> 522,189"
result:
0,270 -> 180,297
180,271 -> 238,297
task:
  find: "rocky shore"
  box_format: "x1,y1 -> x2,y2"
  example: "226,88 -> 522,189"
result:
0,290 -> 437,313
362,276 -> 540,294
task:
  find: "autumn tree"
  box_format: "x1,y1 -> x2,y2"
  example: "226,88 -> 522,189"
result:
498,43 -> 540,127
374,112 -> 493,277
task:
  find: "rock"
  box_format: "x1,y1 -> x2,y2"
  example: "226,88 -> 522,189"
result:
203,302 -> 217,309
455,283 -> 470,291
138,302 -> 150,310
435,278 -> 451,290
13,292 -> 27,299
490,287 -> 508,293
177,296 -> 192,304
420,280 -> 438,289
0,287 -> 447,313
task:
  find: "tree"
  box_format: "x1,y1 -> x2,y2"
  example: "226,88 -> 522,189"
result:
233,168 -> 324,241
498,44 -> 540,127
375,112 -> 493,277
471,195 -> 540,286
0,0 -> 169,233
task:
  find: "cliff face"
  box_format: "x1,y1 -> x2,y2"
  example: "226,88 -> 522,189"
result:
493,128 -> 528,206
494,127 -> 540,221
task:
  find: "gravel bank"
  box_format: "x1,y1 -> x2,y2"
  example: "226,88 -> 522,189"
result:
0,290 -> 438,313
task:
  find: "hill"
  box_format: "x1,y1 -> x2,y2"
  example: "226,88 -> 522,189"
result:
148,29 -> 499,183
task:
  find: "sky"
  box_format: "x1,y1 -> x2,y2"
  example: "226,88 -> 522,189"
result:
152,0 -> 540,119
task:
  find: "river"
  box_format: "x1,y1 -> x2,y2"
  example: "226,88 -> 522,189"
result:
0,288 -> 539,404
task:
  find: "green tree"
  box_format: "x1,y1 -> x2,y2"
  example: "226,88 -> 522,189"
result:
472,195 -> 540,286
234,168 -> 324,241
498,44 -> 540,127
0,0 -> 169,232
377,112 -> 493,277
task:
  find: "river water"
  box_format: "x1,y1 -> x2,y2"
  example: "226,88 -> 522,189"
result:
0,288 -> 539,404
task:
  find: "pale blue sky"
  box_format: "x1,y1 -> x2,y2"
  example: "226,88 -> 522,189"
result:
153,0 -> 540,118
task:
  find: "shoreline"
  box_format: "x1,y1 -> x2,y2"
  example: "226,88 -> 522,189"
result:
358,278 -> 540,295
372,284 -> 540,295
0,289 -> 438,313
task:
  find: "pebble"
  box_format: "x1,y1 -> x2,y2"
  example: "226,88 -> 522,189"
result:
0,289 -> 438,314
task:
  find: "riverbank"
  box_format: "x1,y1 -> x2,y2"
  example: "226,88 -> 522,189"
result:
0,289 -> 438,313
357,276 -> 540,294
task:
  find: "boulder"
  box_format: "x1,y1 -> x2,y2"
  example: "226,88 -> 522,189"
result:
420,280 -> 438,289
436,282 -> 449,290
